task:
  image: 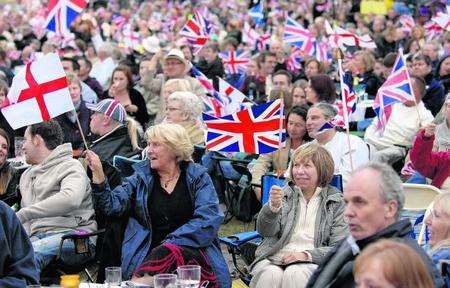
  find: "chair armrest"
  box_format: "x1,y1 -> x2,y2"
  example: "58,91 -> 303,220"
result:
211,155 -> 252,164
219,231 -> 261,248
57,229 -> 105,258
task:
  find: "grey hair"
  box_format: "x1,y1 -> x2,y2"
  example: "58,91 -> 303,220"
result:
312,102 -> 337,120
168,91 -> 203,122
354,162 -> 405,219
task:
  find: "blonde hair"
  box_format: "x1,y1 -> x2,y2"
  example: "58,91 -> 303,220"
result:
164,78 -> 193,93
431,192 -> 450,250
289,142 -> 334,187
145,123 -> 193,162
354,50 -> 376,72
354,239 -> 434,288
126,116 -> 143,151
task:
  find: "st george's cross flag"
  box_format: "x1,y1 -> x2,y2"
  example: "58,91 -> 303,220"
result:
1,53 -> 74,129
203,99 -> 286,154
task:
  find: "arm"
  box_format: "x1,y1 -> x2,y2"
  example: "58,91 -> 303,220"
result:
16,165 -> 89,223
256,203 -> 282,237
410,130 -> 440,179
165,169 -> 223,248
0,205 -> 39,286
306,198 -> 348,264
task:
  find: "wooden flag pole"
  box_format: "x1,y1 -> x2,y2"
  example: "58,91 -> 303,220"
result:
277,92 -> 285,178
74,110 -> 89,152
337,49 -> 354,172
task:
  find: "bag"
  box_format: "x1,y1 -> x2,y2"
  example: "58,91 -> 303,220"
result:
229,177 -> 261,222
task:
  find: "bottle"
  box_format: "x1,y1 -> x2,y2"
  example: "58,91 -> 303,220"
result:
60,274 -> 80,288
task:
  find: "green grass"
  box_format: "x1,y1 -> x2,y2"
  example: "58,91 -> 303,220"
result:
219,217 -> 255,237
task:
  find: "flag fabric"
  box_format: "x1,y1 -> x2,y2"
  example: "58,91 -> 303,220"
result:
249,0 -> 264,27
286,46 -> 303,73
203,99 -> 286,154
201,95 -> 224,117
191,65 -> 215,93
373,50 -> 414,130
325,20 -> 376,49
317,121 -> 336,134
283,16 -> 315,54
243,22 -> 259,47
432,8 -> 450,31
256,33 -> 271,51
335,60 -> 357,128
45,0 -> 88,35
179,10 -> 211,55
219,50 -> 250,75
424,21 -> 444,40
1,53 -> 74,130
312,41 -> 332,63
218,77 -> 245,114
399,14 -> 415,34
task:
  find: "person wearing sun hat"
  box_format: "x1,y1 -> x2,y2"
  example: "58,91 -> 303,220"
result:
140,48 -> 206,125
87,98 -> 139,162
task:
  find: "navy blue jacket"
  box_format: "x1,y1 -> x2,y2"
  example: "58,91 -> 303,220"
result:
92,161 -> 231,287
0,201 -> 39,287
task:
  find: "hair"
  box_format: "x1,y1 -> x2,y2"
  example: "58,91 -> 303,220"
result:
28,120 -> 64,150
61,57 -> 80,71
353,162 -> 405,219
412,53 -> 432,66
410,75 -> 426,98
0,79 -> 8,95
65,72 -> 81,88
111,65 -> 133,90
204,42 -> 220,53
354,50 -> 376,71
405,39 -> 421,55
354,239 -> 434,288
145,123 -> 194,162
290,142 -> 335,187
78,56 -> 92,71
273,69 -> 293,83
222,37 -> 239,50
312,102 -> 338,120
0,128 -> 12,195
126,117 -> 143,151
269,89 -> 293,112
430,192 -> 450,250
258,51 -> 276,64
309,74 -> 336,103
305,58 -> 325,74
383,52 -> 397,68
164,78 -> 193,93
167,91 -> 203,122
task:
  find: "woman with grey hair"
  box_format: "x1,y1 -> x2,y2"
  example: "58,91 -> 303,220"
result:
164,91 -> 205,145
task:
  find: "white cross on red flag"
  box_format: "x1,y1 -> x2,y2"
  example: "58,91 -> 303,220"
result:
1,53 -> 74,129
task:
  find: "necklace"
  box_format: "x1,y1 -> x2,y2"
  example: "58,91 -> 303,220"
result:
161,173 -> 179,189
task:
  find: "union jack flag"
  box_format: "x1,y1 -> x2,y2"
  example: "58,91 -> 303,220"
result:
256,33 -> 271,51
312,41 -> 332,63
203,99 -> 286,154
202,95 -> 224,117
219,50 -> 250,75
335,60 -> 356,128
432,7 -> 450,31
180,10 -> 211,55
399,14 -> 415,34
373,50 -> 414,130
243,22 -> 259,47
283,16 -> 315,54
286,46 -> 303,73
325,20 -> 376,49
45,0 -> 88,35
191,65 -> 227,109
424,21 -> 444,39
218,77 -> 245,114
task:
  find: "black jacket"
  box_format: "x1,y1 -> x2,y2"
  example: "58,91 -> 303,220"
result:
89,125 -> 136,164
424,73 -> 446,117
56,101 -> 92,150
196,57 -> 225,91
359,70 -> 381,100
0,162 -> 21,207
306,219 -> 444,288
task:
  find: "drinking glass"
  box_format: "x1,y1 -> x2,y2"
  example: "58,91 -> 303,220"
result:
105,266 -> 122,287
154,273 -> 177,288
14,137 -> 25,163
177,265 -> 201,288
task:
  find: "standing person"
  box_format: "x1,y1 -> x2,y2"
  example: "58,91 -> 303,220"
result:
306,162 -> 443,288
85,124 -> 231,287
103,65 -> 149,128
249,143 -> 348,288
196,42 -> 224,90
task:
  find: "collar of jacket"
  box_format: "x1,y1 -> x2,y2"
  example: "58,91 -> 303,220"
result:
91,124 -> 127,145
356,219 -> 411,248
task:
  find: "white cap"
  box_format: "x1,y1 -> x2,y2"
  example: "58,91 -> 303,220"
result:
142,36 -> 160,53
164,48 -> 187,68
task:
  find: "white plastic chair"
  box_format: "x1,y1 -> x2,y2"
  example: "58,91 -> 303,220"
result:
403,183 -> 441,211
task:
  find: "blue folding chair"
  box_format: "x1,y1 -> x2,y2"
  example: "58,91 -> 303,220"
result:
112,155 -> 143,177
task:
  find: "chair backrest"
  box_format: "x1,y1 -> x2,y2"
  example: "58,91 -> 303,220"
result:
330,174 -> 343,192
192,144 -> 206,163
112,155 -> 143,177
403,183 -> 441,211
261,174 -> 286,205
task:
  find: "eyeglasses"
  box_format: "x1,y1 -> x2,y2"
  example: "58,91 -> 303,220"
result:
166,107 -> 182,112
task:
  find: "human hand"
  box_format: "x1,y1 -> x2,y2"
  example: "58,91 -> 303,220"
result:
281,251 -> 309,264
269,185 -> 283,210
124,104 -> 138,113
85,150 -> 105,184
423,123 -> 436,138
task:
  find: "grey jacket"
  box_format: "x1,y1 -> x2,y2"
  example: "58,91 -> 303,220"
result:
251,183 -> 348,269
17,143 -> 96,236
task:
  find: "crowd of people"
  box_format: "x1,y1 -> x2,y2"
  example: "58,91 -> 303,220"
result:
0,0 -> 449,287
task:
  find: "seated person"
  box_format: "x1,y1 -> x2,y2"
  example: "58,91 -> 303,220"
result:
164,91 -> 205,145
354,240 -> 434,288
306,162 -> 443,288
56,73 -> 92,154
365,75 -> 434,164
250,143 -> 348,288
0,200 -> 39,286
85,123 -> 231,287
410,123 -> 450,190
16,120 -> 97,274
87,98 -> 141,162
306,102 -> 369,185
0,129 -> 21,206
425,192 -> 450,287
251,105 -> 311,201
305,74 -> 336,105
